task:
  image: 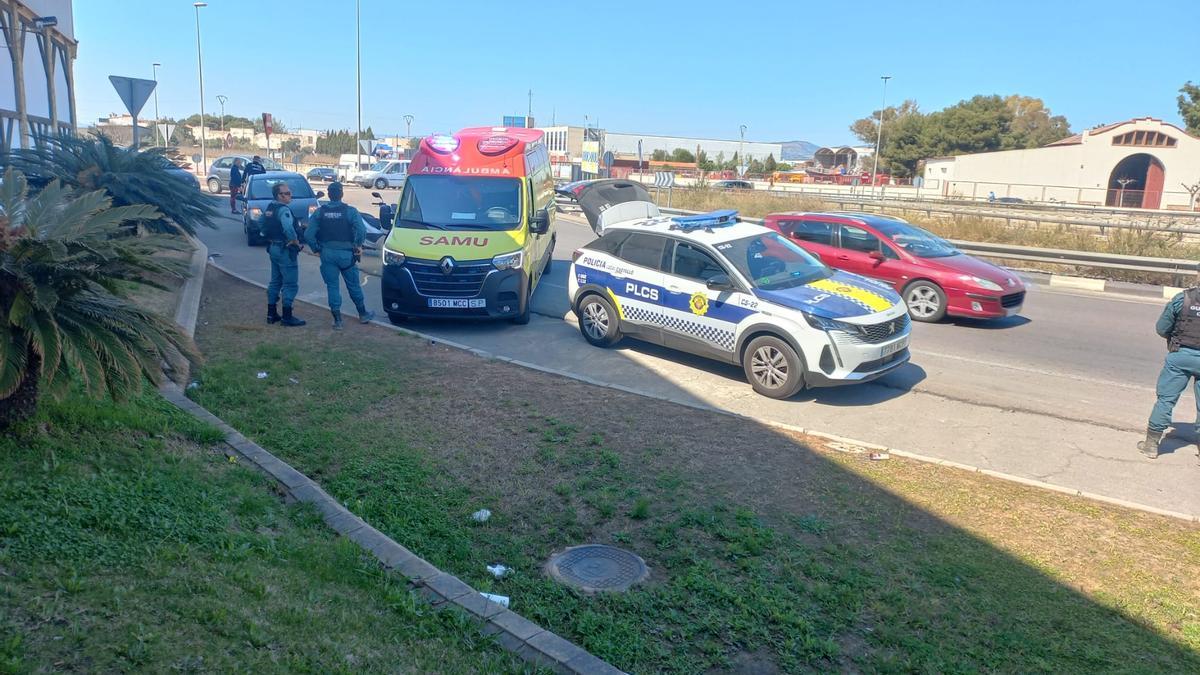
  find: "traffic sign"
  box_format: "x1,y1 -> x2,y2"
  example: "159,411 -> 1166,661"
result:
262,113 -> 274,137
156,123 -> 176,144
108,75 -> 156,148
654,171 -> 675,188
358,139 -> 379,155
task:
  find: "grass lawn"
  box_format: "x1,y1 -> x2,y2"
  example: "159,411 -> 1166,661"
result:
0,390 -> 531,673
185,270 -> 1200,673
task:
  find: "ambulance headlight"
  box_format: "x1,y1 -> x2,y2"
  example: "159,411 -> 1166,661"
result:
383,249 -> 406,266
492,250 -> 524,271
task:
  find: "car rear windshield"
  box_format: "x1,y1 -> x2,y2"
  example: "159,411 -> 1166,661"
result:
874,221 -> 958,258
715,232 -> 829,290
247,176 -> 315,200
398,175 -> 523,231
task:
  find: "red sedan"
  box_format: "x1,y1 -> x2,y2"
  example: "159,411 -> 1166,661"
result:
763,212 -> 1025,322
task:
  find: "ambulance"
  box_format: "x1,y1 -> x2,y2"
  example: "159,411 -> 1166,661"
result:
379,127 -> 556,324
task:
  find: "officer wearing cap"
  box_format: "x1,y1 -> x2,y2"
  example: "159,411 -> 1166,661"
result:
1139,263 -> 1200,459
304,182 -> 375,330
261,181 -> 306,326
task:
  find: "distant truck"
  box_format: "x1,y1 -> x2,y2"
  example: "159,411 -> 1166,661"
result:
337,153 -> 375,182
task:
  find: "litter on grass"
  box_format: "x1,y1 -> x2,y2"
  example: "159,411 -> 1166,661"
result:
256,371 -> 268,379
486,564 -> 511,578
479,592 -> 509,608
471,509 -> 492,523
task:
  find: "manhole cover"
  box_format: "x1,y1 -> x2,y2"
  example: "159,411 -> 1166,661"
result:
546,544 -> 648,593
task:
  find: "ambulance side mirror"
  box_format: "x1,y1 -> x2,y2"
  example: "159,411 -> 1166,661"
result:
531,209 -> 551,235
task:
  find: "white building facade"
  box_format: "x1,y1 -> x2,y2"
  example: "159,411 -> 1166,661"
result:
923,118 -> 1200,210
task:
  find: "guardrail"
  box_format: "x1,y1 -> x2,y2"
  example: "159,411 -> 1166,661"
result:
657,207 -> 1197,280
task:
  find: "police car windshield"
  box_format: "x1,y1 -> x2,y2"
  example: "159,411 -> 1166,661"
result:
398,176 -> 522,231
717,232 -> 830,290
875,221 -> 958,258
247,176 -> 315,200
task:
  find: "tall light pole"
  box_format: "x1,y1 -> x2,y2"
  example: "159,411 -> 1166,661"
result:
193,2 -> 208,173
403,114 -> 413,139
355,0 -> 362,155
216,94 -> 227,136
152,62 -> 161,147
872,75 -> 892,195
738,124 -> 747,177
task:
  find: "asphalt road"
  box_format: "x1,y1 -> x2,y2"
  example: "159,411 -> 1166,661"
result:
199,185 -> 1200,517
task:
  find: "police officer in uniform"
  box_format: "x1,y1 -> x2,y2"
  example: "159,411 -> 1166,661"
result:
1140,266 -> 1200,458
260,181 -> 306,326
304,182 -> 375,329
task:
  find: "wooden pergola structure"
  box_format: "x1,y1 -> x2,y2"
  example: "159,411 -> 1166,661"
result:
0,0 -> 77,151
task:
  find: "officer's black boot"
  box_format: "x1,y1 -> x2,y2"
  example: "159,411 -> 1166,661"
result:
1137,428 -> 1162,459
267,303 -> 280,324
280,305 -> 306,327
331,310 -> 344,331
356,303 -> 376,324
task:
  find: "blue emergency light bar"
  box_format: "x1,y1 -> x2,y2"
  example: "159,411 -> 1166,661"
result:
669,209 -> 739,232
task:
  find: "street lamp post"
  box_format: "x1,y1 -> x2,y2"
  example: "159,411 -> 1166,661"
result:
152,62 -> 161,147
193,2 -> 208,174
403,114 -> 413,139
872,75 -> 892,196
356,0 -> 362,155
216,94 -> 227,137
738,124 -> 747,177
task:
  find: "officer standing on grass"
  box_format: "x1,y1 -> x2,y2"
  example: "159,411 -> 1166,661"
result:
304,181 -> 375,330
260,182 -> 306,327
1139,264 -> 1200,459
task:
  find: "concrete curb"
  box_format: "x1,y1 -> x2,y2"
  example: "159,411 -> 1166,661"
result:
206,260 -> 1200,524
163,258 -> 624,674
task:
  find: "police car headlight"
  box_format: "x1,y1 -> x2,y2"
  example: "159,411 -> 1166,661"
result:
383,249 -> 405,266
492,250 -> 524,271
802,311 -> 856,333
249,207 -> 263,220
960,275 -> 1003,292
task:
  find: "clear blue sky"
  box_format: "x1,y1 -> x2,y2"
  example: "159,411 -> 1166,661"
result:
74,0 -> 1200,146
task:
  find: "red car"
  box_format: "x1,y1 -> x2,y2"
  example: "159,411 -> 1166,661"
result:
762,212 -> 1025,322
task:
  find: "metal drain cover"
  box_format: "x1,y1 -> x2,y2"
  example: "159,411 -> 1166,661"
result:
546,544 -> 648,593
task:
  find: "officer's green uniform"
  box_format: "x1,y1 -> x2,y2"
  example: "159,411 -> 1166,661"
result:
304,182 -> 375,329
1141,286 -> 1200,458
260,199 -> 306,326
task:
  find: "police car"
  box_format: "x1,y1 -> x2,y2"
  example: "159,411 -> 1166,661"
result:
565,181 -> 911,399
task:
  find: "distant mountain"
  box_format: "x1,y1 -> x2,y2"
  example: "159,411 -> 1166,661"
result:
775,140 -> 821,162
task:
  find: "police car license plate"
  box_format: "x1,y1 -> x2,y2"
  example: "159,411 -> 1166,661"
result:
881,339 -> 907,357
427,298 -> 486,309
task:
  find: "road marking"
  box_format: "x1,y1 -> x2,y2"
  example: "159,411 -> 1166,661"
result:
911,347 -> 1155,392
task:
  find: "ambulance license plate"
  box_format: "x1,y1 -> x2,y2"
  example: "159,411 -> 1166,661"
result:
881,339 -> 907,357
427,298 -> 486,309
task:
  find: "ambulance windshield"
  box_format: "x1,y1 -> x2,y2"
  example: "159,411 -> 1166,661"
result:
398,176 -> 523,231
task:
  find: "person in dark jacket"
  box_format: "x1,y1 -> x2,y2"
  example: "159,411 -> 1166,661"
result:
304,182 -> 375,329
229,158 -> 244,214
244,155 -> 267,179
1140,267 -> 1200,459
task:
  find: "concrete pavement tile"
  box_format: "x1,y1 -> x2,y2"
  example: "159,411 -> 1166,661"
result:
452,590 -> 508,621
422,573 -> 475,603
482,610 -> 545,642
389,552 -> 440,581
523,632 -> 588,669
564,650 -> 625,675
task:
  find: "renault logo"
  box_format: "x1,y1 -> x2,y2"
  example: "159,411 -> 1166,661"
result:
439,257 -> 455,275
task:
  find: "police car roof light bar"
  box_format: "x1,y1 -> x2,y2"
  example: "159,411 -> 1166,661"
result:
669,209 -> 739,232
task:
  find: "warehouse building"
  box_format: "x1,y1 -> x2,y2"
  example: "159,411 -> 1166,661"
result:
923,117 -> 1200,210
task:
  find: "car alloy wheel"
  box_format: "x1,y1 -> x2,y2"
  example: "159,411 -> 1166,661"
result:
904,282 -> 946,321
207,177 -> 221,194
582,301 -> 610,341
750,345 -> 789,390
374,178 -> 387,190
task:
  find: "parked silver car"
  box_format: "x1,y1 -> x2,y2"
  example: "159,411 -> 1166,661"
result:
206,154 -> 284,194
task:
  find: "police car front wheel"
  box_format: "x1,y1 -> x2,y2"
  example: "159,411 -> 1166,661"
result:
576,294 -> 621,347
743,335 -> 805,399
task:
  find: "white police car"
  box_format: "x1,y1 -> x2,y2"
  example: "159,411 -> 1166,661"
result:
565,181 -> 911,399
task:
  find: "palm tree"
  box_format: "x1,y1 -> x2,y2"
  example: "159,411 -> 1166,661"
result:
0,134 -> 213,235
0,168 -> 198,429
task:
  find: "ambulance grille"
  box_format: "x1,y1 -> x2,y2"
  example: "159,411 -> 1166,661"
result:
405,258 -> 492,298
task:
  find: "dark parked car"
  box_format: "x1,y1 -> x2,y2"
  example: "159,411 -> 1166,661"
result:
712,179 -> 753,190
307,167 -> 337,182
206,154 -> 284,194
239,171 -> 322,246
165,166 -> 200,190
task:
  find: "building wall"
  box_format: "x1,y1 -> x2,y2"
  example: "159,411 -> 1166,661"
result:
923,118 -> 1200,208
604,132 -> 782,162
1,0 -> 78,149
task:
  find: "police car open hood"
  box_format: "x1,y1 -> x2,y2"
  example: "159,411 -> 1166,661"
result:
753,270 -> 905,320
562,179 -> 658,235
